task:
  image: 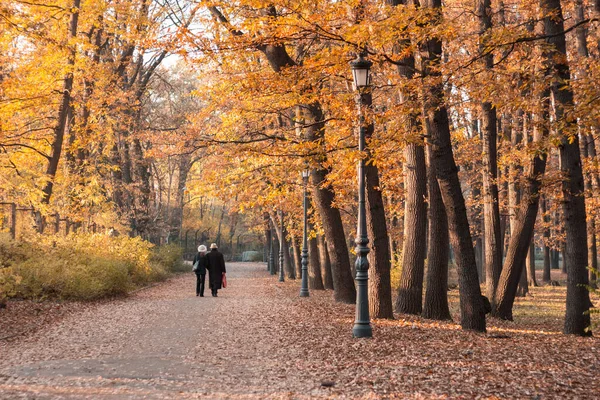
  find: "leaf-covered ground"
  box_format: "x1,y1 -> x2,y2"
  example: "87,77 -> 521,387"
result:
1,263 -> 599,399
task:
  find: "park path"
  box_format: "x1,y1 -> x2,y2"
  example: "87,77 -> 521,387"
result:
2,262 -> 600,399
0,262 -> 345,399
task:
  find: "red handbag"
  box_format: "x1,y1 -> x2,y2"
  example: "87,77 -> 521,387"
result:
222,273 -> 227,288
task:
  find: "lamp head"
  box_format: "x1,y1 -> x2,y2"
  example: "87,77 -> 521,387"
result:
350,53 -> 372,90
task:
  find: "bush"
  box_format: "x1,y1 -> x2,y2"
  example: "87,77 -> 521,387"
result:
14,256 -> 131,300
0,233 -> 179,301
151,243 -> 186,273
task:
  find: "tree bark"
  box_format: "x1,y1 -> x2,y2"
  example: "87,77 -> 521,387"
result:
309,160 -> 355,302
477,0 -> 503,306
527,242 -> 537,287
308,222 -> 324,290
423,142 -> 451,320
541,0 -> 592,336
360,92 -> 394,319
395,143 -> 427,315
421,0 -> 486,332
541,196 -> 551,283
493,106 -> 548,319
41,0 -> 81,205
292,235 -> 302,279
170,153 -> 192,242
391,3 -> 428,315
574,0 -> 598,288
318,235 -> 334,290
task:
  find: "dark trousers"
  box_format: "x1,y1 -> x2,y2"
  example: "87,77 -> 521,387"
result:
196,273 -> 206,296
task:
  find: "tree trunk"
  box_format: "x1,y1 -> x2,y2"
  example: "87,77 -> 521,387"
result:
171,153 -> 192,242
388,0 -> 426,317
492,106 -> 548,319
574,0 -> 598,289
527,242 -> 537,288
516,262 -> 529,297
541,196 -> 551,283
359,92 -> 394,319
292,235 -> 302,279
306,107 -> 356,302
551,249 -> 559,270
477,0 -> 503,306
395,144 -> 427,315
308,222 -> 324,290
41,0 -> 81,205
541,0 -> 592,335
318,235 -> 334,290
270,212 -> 295,280
423,143 -> 451,320
422,0 -> 486,332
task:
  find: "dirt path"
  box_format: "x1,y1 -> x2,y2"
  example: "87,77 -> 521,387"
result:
1,262 -> 599,399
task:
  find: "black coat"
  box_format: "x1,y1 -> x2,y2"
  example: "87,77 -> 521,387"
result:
193,252 -> 209,275
207,249 -> 226,289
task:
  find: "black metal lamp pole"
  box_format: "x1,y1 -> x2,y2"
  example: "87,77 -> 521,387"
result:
279,210 -> 285,282
350,53 -> 373,338
300,169 -> 310,297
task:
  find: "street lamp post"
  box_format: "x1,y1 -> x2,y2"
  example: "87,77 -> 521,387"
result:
279,210 -> 285,282
350,53 -> 373,338
300,169 -> 310,297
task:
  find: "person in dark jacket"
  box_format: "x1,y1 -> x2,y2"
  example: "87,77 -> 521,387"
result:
206,243 -> 226,297
193,245 -> 209,297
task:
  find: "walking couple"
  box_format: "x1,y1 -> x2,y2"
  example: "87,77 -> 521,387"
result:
193,243 -> 227,297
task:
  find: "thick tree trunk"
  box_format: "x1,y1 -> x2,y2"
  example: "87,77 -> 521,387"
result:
306,104 -> 355,303
310,166 -> 355,302
493,107 -> 548,319
389,0 -> 426,317
423,143 -> 451,320
477,0 -> 503,306
541,0 -> 591,335
395,143 -> 427,315
318,235 -> 334,290
359,92 -> 394,319
41,0 -> 81,205
422,0 -> 486,332
575,0 -> 598,289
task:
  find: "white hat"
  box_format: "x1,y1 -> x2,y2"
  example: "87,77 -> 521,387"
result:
198,245 -> 207,252
210,243 -> 218,249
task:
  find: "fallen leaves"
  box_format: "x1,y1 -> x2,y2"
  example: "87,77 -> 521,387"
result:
0,262 -> 599,399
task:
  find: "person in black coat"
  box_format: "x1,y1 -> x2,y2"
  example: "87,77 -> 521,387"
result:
206,243 -> 226,297
193,245 -> 209,297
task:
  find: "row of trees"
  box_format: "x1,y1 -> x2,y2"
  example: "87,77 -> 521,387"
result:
0,0 -> 202,241
184,0 -> 599,336
2,0 -> 599,335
